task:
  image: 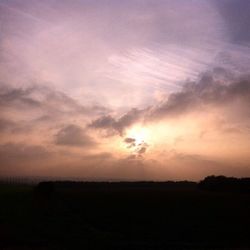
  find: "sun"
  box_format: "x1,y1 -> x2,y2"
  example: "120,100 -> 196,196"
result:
126,125 -> 149,145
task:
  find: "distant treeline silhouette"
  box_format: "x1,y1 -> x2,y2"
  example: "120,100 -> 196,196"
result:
32,177 -> 250,196
32,181 -> 197,198
34,180 -> 196,190
198,175 -> 250,193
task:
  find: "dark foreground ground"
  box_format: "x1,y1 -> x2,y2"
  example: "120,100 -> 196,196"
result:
0,181 -> 250,250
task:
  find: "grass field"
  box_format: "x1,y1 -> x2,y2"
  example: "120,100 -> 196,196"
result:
0,182 -> 250,249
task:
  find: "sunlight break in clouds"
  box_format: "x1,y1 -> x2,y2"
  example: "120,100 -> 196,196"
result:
0,0 -> 250,180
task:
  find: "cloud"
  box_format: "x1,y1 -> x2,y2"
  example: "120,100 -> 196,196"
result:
124,137 -> 136,148
125,139 -> 149,158
137,146 -> 147,155
89,69 -> 250,134
0,84 -> 110,117
124,137 -> 136,144
124,137 -> 149,158
0,84 -> 110,137
0,84 -> 89,114
148,72 -> 250,121
89,108 -> 144,135
136,142 -> 149,157
0,85 -> 41,109
55,124 -> 96,147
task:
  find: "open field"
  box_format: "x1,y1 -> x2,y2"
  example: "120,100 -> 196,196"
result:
0,181 -> 250,250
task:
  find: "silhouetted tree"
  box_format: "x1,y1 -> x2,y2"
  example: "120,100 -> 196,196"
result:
198,175 -> 250,193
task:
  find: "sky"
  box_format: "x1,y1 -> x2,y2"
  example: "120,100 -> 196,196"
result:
1,0 -> 250,180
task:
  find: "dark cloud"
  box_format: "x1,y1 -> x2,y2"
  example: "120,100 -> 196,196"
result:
89,115 -> 115,130
148,72 -> 250,120
55,124 -> 96,147
0,84 -> 110,118
89,70 -> 250,133
124,137 -> 136,148
89,108 -> 144,135
124,137 -> 136,144
136,142 -> 149,157
0,85 -> 40,109
127,142 -> 149,159
137,147 -> 147,155
0,84 -> 87,113
0,84 -> 110,135
123,137 -> 149,158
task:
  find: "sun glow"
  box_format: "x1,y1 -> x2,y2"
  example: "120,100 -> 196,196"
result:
126,126 -> 150,145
